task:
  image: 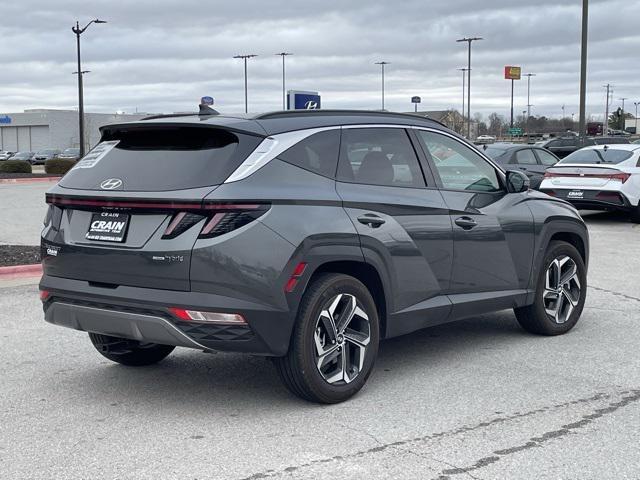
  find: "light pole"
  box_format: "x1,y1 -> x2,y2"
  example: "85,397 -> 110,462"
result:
603,84 -> 612,135
634,101 -> 639,134
578,0 -> 588,143
233,54 -> 258,113
619,97 -> 628,130
72,18 -> 106,157
374,61 -> 390,110
275,52 -> 292,110
561,104 -> 565,130
524,73 -> 535,132
456,37 -> 483,138
457,68 -> 468,123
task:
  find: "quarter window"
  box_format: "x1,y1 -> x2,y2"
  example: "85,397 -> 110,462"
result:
416,131 -> 501,192
337,128 -> 425,187
277,130 -> 340,178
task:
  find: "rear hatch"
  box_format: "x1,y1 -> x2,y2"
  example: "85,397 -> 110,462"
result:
42,122 -> 264,291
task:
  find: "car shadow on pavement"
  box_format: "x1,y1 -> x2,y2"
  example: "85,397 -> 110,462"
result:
50,310 -> 533,410
580,210 -> 630,224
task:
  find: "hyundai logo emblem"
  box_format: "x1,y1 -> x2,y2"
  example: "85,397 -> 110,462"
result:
304,101 -> 319,110
100,178 -> 123,190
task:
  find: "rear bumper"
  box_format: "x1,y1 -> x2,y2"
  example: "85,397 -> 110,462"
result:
40,275 -> 294,356
540,188 -> 633,211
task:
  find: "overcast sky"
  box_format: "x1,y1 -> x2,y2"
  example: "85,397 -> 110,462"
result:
1,0 -> 638,120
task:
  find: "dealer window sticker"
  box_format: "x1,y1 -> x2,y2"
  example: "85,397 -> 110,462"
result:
73,140 -> 120,169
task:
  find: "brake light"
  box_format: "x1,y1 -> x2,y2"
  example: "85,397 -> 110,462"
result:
168,307 -> 246,325
39,290 -> 50,301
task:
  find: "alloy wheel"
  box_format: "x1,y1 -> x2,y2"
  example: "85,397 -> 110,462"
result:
543,255 -> 581,324
313,293 -> 371,385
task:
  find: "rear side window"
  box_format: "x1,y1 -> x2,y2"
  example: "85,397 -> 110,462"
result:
515,149 -> 538,165
536,149 -> 558,166
59,126 -> 262,191
337,128 -> 425,188
277,130 -> 340,178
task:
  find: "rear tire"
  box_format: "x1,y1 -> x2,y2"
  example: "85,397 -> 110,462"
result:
274,273 -> 380,404
88,333 -> 175,366
630,204 -> 640,224
514,241 -> 586,335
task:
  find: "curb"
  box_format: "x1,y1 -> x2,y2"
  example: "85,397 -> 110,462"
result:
0,263 -> 43,280
0,177 -> 60,185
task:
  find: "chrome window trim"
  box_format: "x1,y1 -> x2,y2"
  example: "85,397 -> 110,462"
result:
224,126 -> 340,183
224,122 -> 505,184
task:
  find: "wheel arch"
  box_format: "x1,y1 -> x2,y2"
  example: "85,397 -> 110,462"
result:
308,260 -> 389,339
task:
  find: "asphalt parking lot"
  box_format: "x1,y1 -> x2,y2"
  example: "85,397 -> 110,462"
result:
1,183 -> 639,479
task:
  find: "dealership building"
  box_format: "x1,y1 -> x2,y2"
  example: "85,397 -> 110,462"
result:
0,109 -> 147,153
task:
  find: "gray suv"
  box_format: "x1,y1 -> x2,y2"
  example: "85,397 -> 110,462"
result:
40,110 -> 589,403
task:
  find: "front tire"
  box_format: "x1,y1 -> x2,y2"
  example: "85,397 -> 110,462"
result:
275,273 -> 380,403
514,241 -> 586,335
88,333 -> 175,366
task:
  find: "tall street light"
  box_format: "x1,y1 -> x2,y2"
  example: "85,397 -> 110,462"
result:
275,52 -> 292,110
374,61 -> 390,110
457,68 -> 468,123
456,37 -> 483,138
524,73 -> 535,134
72,18 -> 107,157
634,101 -> 639,134
234,54 -> 258,113
578,0 -> 588,143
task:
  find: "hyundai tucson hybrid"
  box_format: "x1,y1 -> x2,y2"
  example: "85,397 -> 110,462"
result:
40,110 -> 589,403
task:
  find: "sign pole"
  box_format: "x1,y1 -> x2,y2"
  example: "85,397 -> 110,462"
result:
510,78 -> 514,129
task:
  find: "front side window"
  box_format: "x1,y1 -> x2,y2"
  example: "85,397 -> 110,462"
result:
277,129 -> 340,178
337,128 -> 425,187
416,131 -> 501,192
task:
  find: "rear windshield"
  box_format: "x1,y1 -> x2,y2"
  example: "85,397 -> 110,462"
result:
560,149 -> 633,165
59,125 -> 262,191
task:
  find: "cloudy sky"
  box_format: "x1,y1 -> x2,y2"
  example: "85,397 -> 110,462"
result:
1,0 -> 638,120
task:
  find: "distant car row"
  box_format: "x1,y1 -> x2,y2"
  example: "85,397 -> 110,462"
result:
0,148 -> 80,164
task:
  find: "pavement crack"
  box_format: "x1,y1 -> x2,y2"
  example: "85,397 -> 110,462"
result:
237,389 -> 627,480
589,285 -> 640,303
431,388 -> 640,479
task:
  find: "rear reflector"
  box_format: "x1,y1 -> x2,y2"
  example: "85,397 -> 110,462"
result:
39,290 -> 50,301
169,307 -> 246,325
285,262 -> 307,293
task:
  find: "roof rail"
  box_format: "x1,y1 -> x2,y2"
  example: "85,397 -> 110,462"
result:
253,109 -> 447,127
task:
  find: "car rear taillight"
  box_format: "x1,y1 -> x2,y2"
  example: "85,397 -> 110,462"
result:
39,290 -> 50,301
45,194 -> 269,240
168,307 -> 246,325
543,171 -> 630,183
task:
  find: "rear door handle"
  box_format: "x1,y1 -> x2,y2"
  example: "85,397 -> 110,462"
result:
357,215 -> 385,228
454,216 -> 477,230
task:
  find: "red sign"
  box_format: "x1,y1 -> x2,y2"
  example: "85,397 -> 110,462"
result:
504,66 -> 521,80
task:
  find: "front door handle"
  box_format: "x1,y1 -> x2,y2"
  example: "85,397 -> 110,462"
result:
357,214 -> 385,228
454,216 -> 477,230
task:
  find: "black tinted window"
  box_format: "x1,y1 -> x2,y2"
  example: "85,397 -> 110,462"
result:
59,126 -> 262,191
515,149 -> 538,165
338,128 -> 425,187
277,130 -> 340,178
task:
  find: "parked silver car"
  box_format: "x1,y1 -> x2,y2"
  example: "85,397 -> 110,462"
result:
31,149 -> 62,165
0,151 -> 15,160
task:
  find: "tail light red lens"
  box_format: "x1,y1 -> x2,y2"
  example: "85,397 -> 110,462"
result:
543,171 -> 630,183
39,290 -> 50,301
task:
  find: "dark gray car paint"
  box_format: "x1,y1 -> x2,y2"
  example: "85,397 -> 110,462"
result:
41,111 -> 589,356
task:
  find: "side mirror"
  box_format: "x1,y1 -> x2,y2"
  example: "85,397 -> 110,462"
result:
506,170 -> 530,193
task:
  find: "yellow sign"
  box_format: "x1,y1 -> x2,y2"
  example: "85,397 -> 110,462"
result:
504,66 -> 521,80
